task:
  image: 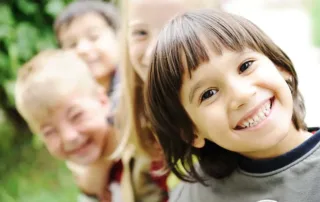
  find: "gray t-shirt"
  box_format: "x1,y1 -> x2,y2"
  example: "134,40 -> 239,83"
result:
170,129 -> 320,202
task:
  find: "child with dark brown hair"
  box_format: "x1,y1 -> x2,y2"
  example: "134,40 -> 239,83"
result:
146,9 -> 319,202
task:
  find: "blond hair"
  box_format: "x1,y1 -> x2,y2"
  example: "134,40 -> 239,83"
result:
15,49 -> 100,132
114,0 -> 222,158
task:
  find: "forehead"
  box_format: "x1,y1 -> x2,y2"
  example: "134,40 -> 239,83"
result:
59,12 -> 109,40
128,0 -> 186,28
180,48 -> 257,101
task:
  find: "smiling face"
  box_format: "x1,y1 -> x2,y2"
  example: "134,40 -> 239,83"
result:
145,9 -> 308,181
127,0 -> 186,80
180,48 -> 294,156
36,91 -> 114,165
15,50 -> 118,165
58,12 -> 118,86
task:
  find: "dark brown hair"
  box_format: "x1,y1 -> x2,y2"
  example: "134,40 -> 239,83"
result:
145,9 -> 307,183
54,0 -> 119,46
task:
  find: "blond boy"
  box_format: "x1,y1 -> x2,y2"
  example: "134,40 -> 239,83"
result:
15,50 -> 122,201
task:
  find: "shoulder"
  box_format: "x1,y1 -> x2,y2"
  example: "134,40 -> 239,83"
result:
65,161 -> 110,196
169,180 -> 214,202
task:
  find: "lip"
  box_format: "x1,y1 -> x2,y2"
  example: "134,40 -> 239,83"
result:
234,97 -> 275,130
67,139 -> 92,155
87,60 -> 100,66
85,56 -> 101,64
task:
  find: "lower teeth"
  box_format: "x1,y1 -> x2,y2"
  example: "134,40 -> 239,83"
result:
240,100 -> 272,129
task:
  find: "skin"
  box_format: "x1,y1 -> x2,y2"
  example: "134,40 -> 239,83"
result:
36,90 -> 116,165
180,48 -> 312,159
127,0 -> 186,80
35,90 -> 118,195
58,12 -> 118,92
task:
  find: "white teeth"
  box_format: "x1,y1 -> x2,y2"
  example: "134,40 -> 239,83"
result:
253,115 -> 260,122
238,100 -> 272,129
265,103 -> 269,110
258,111 -> 264,118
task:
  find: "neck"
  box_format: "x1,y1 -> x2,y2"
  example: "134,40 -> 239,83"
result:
92,127 -> 118,195
242,124 -> 312,159
88,158 -> 115,196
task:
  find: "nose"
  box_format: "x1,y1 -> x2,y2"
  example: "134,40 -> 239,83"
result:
75,39 -> 93,58
228,78 -> 256,110
142,37 -> 157,67
60,125 -> 81,152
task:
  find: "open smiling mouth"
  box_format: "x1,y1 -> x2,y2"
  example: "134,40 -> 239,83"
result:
235,97 -> 275,130
69,139 -> 92,155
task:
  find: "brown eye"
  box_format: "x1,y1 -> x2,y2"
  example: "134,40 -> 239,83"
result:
43,129 -> 56,138
133,30 -> 147,36
200,89 -> 218,103
71,112 -> 83,122
131,29 -> 148,41
87,33 -> 100,42
63,41 -> 77,49
239,60 -> 253,73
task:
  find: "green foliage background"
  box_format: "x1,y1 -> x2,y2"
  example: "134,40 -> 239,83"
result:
0,0 -> 74,153
0,0 -> 78,201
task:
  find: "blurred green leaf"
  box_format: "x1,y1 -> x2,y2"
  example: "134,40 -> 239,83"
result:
45,0 -> 65,17
16,22 -> 38,61
3,80 -> 16,107
32,134 -> 44,150
0,4 -> 14,25
7,42 -> 19,75
0,25 -> 11,39
36,30 -> 56,51
0,110 -> 15,152
17,0 -> 39,15
0,189 -> 16,202
0,52 -> 9,75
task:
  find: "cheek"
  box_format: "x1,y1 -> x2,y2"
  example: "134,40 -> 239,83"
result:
78,114 -> 107,138
258,66 -> 292,103
128,41 -> 145,67
44,138 -> 65,158
78,119 -> 105,134
98,36 -> 118,60
196,106 -> 230,140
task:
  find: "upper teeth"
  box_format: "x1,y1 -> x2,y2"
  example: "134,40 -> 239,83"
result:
239,100 -> 271,129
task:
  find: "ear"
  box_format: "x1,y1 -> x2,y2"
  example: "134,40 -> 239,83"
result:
192,134 -> 205,148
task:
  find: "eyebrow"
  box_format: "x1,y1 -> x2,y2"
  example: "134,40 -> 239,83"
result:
86,26 -> 104,33
187,49 -> 256,101
63,26 -> 102,42
128,21 -> 148,27
189,80 -> 206,104
40,124 -> 50,131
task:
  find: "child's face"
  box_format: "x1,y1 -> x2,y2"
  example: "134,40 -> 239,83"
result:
35,92 -> 114,165
59,12 -> 118,84
128,0 -> 185,80
180,48 -> 294,156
